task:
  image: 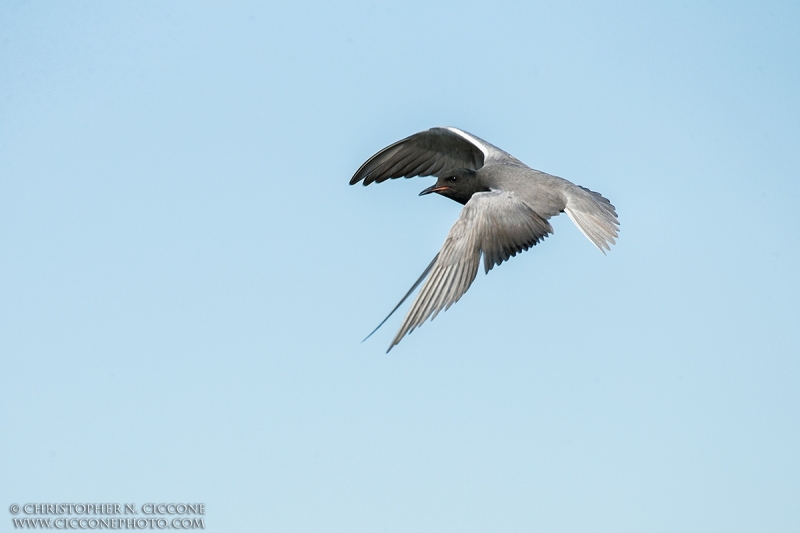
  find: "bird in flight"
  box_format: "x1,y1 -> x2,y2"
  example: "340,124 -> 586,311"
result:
350,127 -> 619,352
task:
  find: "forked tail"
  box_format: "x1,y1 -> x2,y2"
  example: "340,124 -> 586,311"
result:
563,185 -> 619,253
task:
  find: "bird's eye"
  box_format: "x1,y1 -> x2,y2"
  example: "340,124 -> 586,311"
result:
447,176 -> 458,183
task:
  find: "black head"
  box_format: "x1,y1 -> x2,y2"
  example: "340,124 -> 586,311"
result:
418,168 -> 489,205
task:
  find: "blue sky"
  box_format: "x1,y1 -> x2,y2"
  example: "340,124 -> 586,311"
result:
1,1 -> 798,531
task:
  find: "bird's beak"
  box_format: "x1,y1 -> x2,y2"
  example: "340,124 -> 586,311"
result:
419,184 -> 449,196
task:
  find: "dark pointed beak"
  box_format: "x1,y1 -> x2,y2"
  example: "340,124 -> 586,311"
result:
419,184 -> 449,196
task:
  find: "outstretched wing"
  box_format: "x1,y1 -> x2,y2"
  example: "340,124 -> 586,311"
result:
384,190 -> 553,352
350,127 -> 491,185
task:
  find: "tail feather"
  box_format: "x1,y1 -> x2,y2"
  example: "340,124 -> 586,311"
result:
563,185 -> 619,253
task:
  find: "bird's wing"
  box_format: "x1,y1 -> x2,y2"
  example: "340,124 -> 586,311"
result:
350,127 -> 496,185
383,190 -> 553,351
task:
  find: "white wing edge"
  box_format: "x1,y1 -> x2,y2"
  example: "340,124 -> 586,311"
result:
444,127 -> 490,159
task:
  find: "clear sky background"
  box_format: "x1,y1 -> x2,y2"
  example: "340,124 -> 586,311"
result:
1,1 -> 798,531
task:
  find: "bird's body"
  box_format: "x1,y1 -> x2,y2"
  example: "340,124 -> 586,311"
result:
350,127 -> 619,351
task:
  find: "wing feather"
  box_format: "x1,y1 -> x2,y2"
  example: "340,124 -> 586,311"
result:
385,190 -> 553,351
350,128 -> 488,185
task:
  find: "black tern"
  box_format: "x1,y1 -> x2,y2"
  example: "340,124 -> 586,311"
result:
351,127 -> 619,352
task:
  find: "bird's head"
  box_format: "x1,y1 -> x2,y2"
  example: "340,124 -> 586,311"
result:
419,168 -> 488,205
